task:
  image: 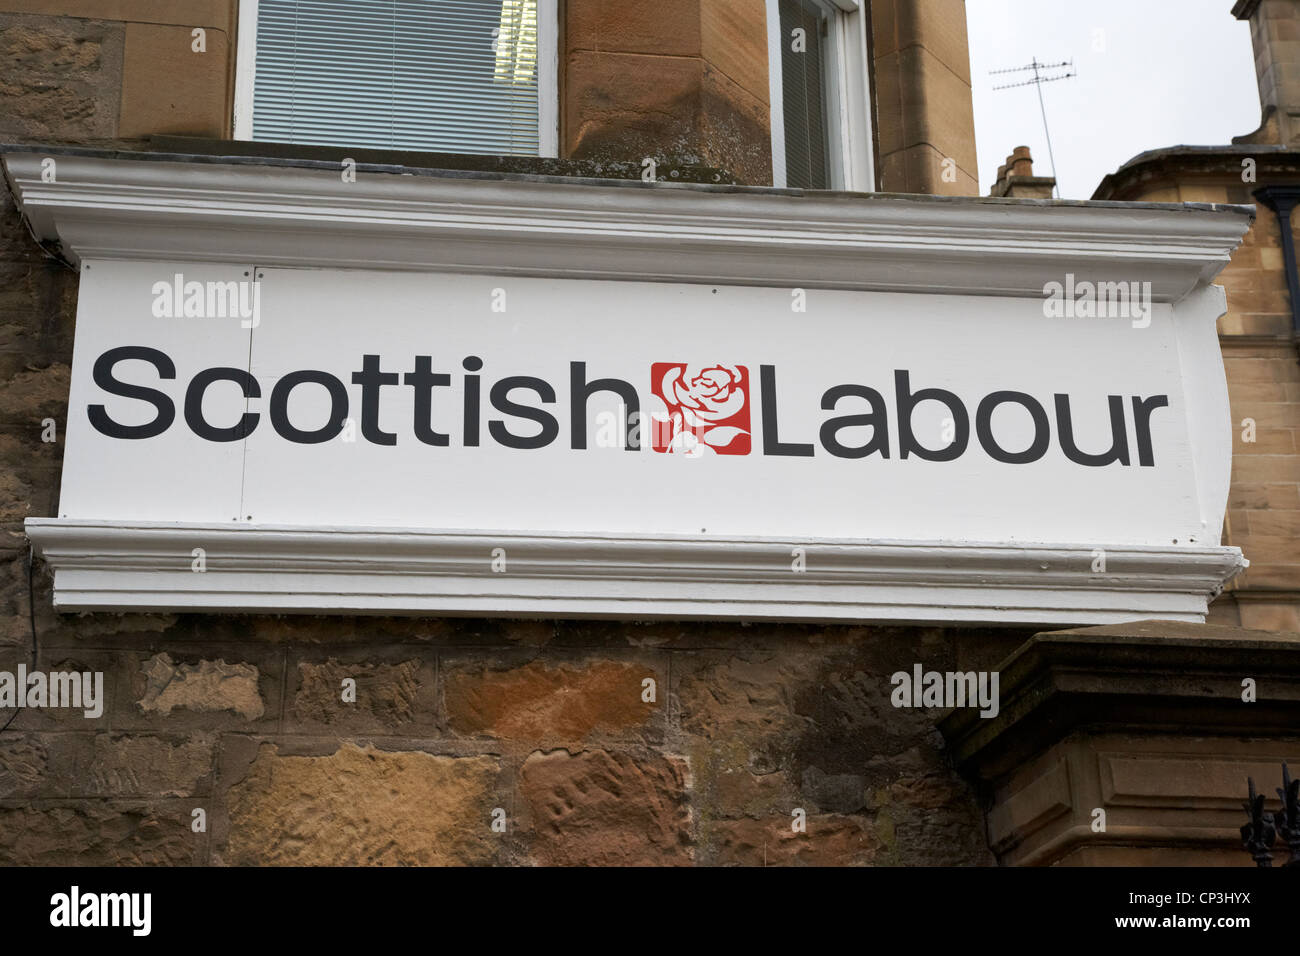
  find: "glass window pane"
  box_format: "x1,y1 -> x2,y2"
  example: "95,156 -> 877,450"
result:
779,0 -> 831,189
253,0 -> 540,155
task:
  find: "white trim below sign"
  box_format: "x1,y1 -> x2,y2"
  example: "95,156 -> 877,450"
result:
25,520 -> 1244,624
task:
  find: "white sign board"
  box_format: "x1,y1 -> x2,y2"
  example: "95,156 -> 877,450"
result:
7,151 -> 1249,623
66,262 -> 1198,544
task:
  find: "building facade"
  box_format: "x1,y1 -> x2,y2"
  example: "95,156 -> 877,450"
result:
1095,0 -> 1300,635
0,0 -> 1295,868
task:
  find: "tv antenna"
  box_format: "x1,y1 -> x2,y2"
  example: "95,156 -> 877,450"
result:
991,57 -> 1075,198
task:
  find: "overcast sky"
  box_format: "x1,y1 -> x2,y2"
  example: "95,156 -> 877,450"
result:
965,0 -> 1261,199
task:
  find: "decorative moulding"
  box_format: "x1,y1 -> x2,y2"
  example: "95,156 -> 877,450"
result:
25,520 -> 1245,624
2,147 -> 1252,299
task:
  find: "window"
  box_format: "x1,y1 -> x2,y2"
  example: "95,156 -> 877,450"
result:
765,0 -> 874,190
234,0 -> 558,157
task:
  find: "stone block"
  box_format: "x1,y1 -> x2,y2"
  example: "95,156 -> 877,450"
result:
0,732 -> 214,798
119,21 -> 229,138
289,654 -> 437,734
519,748 -> 692,865
0,12 -> 124,141
706,813 -> 879,865
223,742 -> 500,865
444,656 -> 662,746
0,800 -> 201,865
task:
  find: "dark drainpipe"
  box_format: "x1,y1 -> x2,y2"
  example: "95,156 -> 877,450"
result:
1254,185 -> 1300,341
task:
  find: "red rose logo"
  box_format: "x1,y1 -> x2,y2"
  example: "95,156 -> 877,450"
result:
649,363 -> 751,456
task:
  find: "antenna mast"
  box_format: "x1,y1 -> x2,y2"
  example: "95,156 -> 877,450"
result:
990,57 -> 1076,198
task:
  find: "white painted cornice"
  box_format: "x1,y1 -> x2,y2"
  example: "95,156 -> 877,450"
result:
26,519 -> 1245,624
2,147 -> 1253,300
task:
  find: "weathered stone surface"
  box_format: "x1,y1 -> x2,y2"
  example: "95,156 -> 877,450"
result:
445,658 -> 658,743
0,649 -> 115,731
800,766 -> 867,814
0,569 -> 176,645
0,735 -> 46,797
0,802 -> 197,865
562,0 -> 771,184
119,22 -> 229,138
224,742 -> 499,866
519,749 -> 692,865
686,724 -> 797,826
678,650 -> 870,794
0,553 -> 36,647
137,653 -> 264,719
676,652 -> 819,744
0,733 -> 213,798
0,364 -> 69,428
564,50 -> 771,185
0,436 -> 42,526
707,814 -> 880,866
566,0 -> 702,56
0,13 -> 124,140
1239,600 -> 1300,631
676,639 -> 998,866
699,69 -> 771,185
701,0 -> 769,106
867,755 -> 995,866
190,612 -> 460,646
81,734 -> 214,797
711,768 -> 796,818
565,51 -> 704,160
790,653 -> 935,777
292,658 -> 429,729
871,0 -> 979,194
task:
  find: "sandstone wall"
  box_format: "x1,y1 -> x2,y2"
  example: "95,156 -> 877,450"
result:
1094,156 -> 1300,632
0,1 -> 1004,865
870,0 -> 979,195
0,524 -> 1014,865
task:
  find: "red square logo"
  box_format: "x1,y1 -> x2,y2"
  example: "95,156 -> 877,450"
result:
649,364 -> 752,456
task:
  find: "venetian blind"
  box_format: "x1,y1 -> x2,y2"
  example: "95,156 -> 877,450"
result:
779,0 -> 830,189
252,0 -> 541,155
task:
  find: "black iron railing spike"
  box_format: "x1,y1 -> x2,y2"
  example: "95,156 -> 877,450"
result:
1274,762 -> 1300,867
1242,774 -> 1277,867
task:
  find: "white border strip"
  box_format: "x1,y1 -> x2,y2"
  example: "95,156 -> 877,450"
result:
232,0 -> 258,140
537,0 -> 560,158
765,0 -> 789,188
26,519 -> 1244,623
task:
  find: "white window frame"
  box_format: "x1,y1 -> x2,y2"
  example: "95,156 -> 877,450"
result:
233,0 -> 560,158
765,0 -> 875,191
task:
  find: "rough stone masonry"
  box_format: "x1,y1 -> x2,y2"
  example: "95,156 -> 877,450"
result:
0,4 -> 1021,866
